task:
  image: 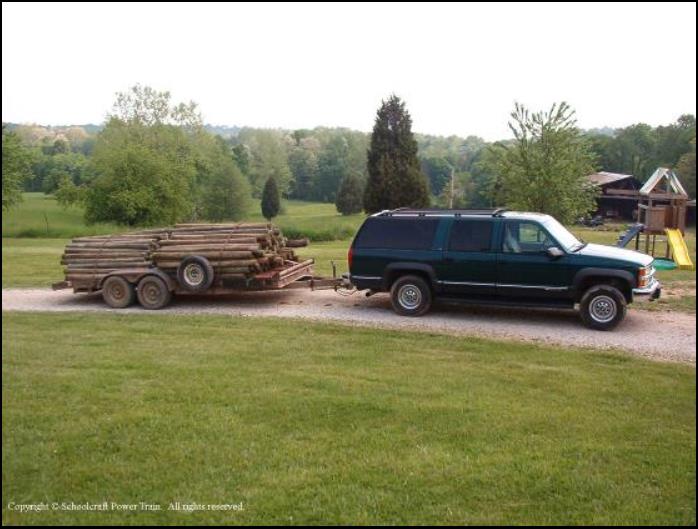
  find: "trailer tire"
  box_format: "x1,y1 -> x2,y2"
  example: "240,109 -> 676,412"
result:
137,275 -> 172,310
102,276 -> 135,308
177,255 -> 215,292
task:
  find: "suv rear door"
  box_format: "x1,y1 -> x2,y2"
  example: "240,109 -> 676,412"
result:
437,218 -> 497,296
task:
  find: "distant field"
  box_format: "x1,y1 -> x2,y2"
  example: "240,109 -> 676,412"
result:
2,193 -> 364,241
3,311 -> 695,525
247,200 -> 365,241
1,193 -> 124,238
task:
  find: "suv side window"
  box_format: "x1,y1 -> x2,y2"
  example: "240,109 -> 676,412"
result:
502,221 -> 555,254
354,217 -> 439,250
448,220 -> 493,252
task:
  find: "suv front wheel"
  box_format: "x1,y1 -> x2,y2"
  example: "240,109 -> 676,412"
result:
579,284 -> 627,331
390,275 -> 432,317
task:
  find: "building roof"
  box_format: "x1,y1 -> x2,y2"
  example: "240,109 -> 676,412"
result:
587,171 -> 635,186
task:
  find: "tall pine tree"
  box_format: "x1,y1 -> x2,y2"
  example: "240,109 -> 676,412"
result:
364,95 -> 430,212
261,176 -> 280,220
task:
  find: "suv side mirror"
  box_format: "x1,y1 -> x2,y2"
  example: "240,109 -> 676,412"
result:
546,246 -> 565,259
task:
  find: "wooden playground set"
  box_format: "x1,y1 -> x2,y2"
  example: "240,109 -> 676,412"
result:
614,168 -> 694,270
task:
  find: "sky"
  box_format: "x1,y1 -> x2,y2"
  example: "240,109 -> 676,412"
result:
2,2 -> 696,140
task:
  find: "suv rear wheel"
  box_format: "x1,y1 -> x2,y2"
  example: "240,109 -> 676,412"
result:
390,275 -> 432,317
579,284 -> 627,331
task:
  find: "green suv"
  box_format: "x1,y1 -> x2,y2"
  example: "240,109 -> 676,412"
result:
348,209 -> 661,330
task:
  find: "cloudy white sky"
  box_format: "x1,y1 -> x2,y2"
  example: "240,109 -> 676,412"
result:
2,2 -> 696,140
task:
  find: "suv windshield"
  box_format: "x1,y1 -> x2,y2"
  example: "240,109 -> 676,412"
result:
543,217 -> 584,251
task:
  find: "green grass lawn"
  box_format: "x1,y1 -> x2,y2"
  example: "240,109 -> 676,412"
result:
2,238 -> 67,288
2,312 -> 695,525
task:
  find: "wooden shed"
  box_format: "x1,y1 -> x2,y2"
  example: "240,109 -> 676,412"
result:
587,171 -> 642,220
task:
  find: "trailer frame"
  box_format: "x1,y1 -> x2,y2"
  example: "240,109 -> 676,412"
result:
52,258 -> 347,309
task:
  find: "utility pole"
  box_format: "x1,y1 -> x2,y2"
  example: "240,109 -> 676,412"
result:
449,165 -> 455,209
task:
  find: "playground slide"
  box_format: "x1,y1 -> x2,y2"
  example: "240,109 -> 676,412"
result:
665,228 -> 695,270
616,223 -> 644,248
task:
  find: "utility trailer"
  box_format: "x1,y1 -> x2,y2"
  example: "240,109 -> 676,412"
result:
52,258 -> 346,310
52,223 -> 349,309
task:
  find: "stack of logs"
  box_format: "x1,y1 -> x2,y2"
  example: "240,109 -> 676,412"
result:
61,229 -> 166,287
61,223 -> 309,288
151,223 -> 303,282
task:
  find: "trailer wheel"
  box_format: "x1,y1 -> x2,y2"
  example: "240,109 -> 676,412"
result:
177,255 -> 214,292
102,276 -> 135,308
137,275 -> 172,310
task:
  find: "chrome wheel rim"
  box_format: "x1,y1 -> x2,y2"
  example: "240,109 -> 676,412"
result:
183,263 -> 204,286
398,284 -> 422,310
589,295 -> 617,323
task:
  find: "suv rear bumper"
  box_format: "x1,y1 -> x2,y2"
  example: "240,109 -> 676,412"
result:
349,274 -> 383,291
632,279 -> 661,303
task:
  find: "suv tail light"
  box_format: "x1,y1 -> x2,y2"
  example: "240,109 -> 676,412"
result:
348,246 -> 353,270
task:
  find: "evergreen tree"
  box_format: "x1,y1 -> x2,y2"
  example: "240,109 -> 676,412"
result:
364,95 -> 430,212
261,176 -> 280,220
335,172 -> 364,215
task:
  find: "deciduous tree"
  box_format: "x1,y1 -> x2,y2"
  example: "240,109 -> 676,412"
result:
676,137 -> 696,198
488,102 -> 597,224
2,126 -> 33,210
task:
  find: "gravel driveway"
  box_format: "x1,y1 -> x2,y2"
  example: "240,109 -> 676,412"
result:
3,288 -> 695,364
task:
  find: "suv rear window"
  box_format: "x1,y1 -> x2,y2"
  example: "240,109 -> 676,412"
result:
354,217 -> 439,250
448,220 -> 493,252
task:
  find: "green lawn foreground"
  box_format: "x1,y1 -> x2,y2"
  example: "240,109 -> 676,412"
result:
2,312 -> 696,525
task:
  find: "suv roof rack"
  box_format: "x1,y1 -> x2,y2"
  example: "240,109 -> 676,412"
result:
376,208 -> 508,218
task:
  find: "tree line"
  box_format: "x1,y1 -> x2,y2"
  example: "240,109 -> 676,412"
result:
3,85 -> 695,227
